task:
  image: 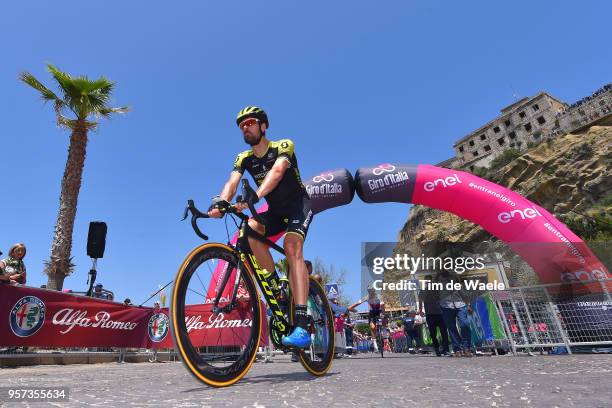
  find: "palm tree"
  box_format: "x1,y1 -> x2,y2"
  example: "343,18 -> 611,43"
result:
20,64 -> 128,290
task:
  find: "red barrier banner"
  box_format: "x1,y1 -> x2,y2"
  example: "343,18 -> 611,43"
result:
151,302 -> 268,349
1,285 -> 151,347
1,285 -> 268,348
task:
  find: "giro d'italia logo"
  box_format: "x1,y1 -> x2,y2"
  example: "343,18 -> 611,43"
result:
312,172 -> 334,183
148,313 -> 169,342
372,163 -> 396,176
10,296 -> 46,337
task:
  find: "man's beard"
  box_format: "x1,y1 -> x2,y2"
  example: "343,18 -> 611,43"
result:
243,130 -> 264,146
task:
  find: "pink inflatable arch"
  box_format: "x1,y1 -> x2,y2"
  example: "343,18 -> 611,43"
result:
354,164 -> 610,289
205,164 -> 609,301
205,168 -> 356,301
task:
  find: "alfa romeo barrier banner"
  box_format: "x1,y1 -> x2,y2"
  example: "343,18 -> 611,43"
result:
1,285 -> 268,348
1,285 -> 151,347
149,300 -> 269,349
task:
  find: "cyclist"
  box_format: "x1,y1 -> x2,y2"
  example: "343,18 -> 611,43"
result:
349,286 -> 386,349
208,106 -> 313,349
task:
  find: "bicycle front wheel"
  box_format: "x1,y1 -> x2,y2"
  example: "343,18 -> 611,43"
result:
291,276 -> 335,376
171,243 -> 262,387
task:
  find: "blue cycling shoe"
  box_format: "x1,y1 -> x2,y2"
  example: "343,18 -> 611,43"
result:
281,327 -> 311,348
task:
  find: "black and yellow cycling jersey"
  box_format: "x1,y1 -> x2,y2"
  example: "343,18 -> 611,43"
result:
232,139 -> 308,209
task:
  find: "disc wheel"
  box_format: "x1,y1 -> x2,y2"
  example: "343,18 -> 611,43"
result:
290,276 -> 335,376
171,243 -> 262,387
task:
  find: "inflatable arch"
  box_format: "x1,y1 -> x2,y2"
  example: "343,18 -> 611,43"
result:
208,165 -> 609,300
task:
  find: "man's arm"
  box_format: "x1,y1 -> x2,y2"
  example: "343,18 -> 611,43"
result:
219,171 -> 243,202
0,261 -> 9,283
348,295 -> 369,311
209,172 -> 242,218
255,158 -> 289,200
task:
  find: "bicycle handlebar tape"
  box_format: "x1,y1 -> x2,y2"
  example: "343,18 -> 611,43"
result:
304,168 -> 355,215
354,163 -> 418,204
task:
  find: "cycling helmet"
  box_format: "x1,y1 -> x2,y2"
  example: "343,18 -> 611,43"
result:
236,106 -> 269,128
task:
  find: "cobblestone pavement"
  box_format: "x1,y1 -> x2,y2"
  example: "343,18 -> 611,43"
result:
1,353 -> 611,407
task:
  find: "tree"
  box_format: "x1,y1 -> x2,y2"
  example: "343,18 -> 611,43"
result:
313,257 -> 352,306
20,64 -> 128,290
274,257 -> 353,305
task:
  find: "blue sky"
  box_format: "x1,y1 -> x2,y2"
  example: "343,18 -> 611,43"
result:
2,1 -> 610,310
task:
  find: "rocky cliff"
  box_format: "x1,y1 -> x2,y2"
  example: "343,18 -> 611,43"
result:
394,126 -> 611,291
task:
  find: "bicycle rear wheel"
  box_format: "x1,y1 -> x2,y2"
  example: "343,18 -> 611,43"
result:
171,243 -> 262,387
291,276 -> 335,376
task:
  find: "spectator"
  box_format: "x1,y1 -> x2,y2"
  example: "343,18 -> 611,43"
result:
153,301 -> 161,311
94,283 -> 103,298
94,283 -> 109,300
124,298 -> 133,306
391,325 -> 406,353
306,260 -> 324,284
401,310 -> 423,353
305,259 -> 313,275
0,243 -> 27,285
344,314 -> 354,356
420,275 -> 450,357
334,311 -> 346,357
437,270 -> 473,357
380,321 -> 392,353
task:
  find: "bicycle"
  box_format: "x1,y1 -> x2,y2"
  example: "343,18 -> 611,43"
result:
171,179 -> 335,387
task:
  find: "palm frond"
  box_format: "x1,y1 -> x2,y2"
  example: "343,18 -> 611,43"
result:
20,71 -> 61,103
85,92 -> 111,111
25,63 -> 128,125
47,64 -> 82,102
56,115 -> 79,130
56,115 -> 98,131
53,99 -> 66,115
97,106 -> 130,118
82,77 -> 115,95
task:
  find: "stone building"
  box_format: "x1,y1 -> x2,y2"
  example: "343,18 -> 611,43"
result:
453,92 -> 566,169
557,83 -> 612,134
440,83 -> 612,171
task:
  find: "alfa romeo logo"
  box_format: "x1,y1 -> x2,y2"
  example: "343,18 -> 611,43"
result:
148,313 -> 169,342
372,163 -> 396,176
10,296 -> 46,337
312,172 -> 334,183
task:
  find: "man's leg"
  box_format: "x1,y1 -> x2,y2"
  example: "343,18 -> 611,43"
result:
437,314 -> 451,353
247,219 -> 275,273
369,321 -> 378,351
441,307 -> 462,353
414,327 -> 422,350
457,306 -> 472,352
284,233 -> 308,306
405,331 -> 414,351
426,314 -> 441,355
281,233 -> 311,348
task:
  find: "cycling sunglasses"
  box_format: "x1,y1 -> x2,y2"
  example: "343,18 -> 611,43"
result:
238,118 -> 260,129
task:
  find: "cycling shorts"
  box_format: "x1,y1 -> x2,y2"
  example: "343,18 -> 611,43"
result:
258,197 -> 313,241
368,310 -> 381,325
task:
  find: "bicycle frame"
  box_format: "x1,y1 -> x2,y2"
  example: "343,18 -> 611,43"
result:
211,214 -> 293,337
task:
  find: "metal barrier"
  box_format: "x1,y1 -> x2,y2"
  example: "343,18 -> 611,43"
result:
492,279 -> 612,354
